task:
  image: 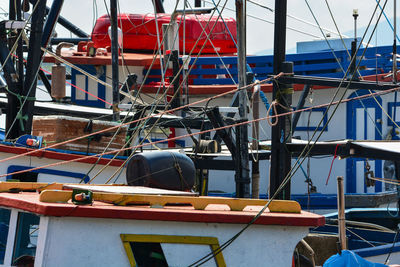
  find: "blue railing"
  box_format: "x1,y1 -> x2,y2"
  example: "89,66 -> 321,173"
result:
143,45 -> 399,86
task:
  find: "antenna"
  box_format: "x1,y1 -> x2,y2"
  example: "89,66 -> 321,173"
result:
350,9 -> 359,80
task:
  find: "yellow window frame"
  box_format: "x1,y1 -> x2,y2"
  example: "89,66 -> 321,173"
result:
120,234 -> 226,267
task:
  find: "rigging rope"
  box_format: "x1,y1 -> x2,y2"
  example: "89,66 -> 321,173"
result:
247,0 -> 347,39
202,0 -> 321,39
1,82 -> 398,180
94,0 -> 233,184
324,0 -> 385,139
189,1 -> 390,265
80,0 -> 183,181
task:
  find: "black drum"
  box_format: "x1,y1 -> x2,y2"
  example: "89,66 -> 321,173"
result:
126,151 -> 195,191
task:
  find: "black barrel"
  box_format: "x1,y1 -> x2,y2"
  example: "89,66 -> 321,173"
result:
126,151 -> 195,191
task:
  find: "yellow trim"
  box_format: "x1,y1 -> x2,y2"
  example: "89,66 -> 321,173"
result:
0,182 -> 124,193
40,190 -> 301,213
0,182 -> 64,192
120,234 -> 226,267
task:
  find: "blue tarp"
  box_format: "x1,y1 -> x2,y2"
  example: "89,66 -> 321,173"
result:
323,250 -> 388,267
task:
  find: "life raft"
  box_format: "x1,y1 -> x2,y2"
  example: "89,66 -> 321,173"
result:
91,13 -> 237,54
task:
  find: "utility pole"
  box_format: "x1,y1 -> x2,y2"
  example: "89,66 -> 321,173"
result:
110,0 -> 120,121
269,0 -> 292,200
235,0 -> 250,198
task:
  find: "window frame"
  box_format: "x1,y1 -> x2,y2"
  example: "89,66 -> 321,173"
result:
120,234 -> 226,267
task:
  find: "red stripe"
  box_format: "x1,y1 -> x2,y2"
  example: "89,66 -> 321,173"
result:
0,144 -> 124,167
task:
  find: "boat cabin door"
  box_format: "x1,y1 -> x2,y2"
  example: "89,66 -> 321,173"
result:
346,89 -> 383,193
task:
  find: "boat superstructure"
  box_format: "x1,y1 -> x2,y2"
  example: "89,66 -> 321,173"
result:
0,182 -> 324,267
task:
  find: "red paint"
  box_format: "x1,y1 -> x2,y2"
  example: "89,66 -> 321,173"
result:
91,14 -> 237,54
168,128 -> 176,148
0,144 -> 124,167
0,193 -> 325,227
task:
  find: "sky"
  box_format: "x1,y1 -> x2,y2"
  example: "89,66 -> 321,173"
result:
0,0 -> 397,54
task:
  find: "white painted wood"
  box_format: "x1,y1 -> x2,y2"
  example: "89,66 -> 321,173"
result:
356,108 -> 364,140
75,75 -> 86,100
88,78 -> 98,101
3,209 -> 19,267
366,108 -> 375,140
39,216 -> 308,267
63,185 -> 197,195
356,161 -> 365,194
34,216 -> 49,267
0,151 -> 127,185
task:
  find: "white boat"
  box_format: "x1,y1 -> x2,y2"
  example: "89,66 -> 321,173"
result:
0,182 -> 324,266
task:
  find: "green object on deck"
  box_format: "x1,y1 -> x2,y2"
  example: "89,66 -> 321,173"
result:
72,189 -> 93,205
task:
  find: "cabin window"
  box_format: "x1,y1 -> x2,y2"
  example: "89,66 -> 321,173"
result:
388,102 -> 400,127
130,242 -> 168,267
12,212 -> 39,265
0,208 -> 11,264
10,172 -> 38,183
120,234 -> 226,267
294,107 -> 328,132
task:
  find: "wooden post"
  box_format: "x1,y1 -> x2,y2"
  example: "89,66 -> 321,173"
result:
252,84 -> 260,199
235,0 -> 250,198
110,0 -> 120,121
269,0 -> 292,200
337,176 -> 347,251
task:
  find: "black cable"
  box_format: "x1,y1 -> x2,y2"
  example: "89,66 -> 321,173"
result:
188,1 -> 389,265
384,228 -> 400,265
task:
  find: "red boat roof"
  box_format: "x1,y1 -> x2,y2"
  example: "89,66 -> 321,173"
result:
0,192 -> 325,227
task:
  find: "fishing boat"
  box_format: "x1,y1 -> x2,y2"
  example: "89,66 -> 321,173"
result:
1,0 -> 400,265
1,0 -> 400,207
0,181 -> 324,266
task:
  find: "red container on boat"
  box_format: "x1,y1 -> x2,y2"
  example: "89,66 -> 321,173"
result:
91,13 -> 237,54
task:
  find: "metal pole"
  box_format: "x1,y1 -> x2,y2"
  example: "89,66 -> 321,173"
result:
21,0 -> 47,135
270,0 -> 292,200
110,0 -> 120,121
4,0 -> 20,139
337,176 -> 347,251
235,0 -> 250,198
42,0 -> 64,47
350,10 -> 358,79
252,84 -> 260,199
153,0 -> 165,13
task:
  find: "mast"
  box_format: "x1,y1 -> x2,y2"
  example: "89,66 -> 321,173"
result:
235,0 -> 250,198
269,0 -> 292,200
110,0 -> 120,121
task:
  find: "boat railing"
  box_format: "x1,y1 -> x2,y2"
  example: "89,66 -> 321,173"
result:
142,45 -> 398,86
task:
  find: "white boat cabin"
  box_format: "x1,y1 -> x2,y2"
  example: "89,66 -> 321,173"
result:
0,186 -> 323,266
